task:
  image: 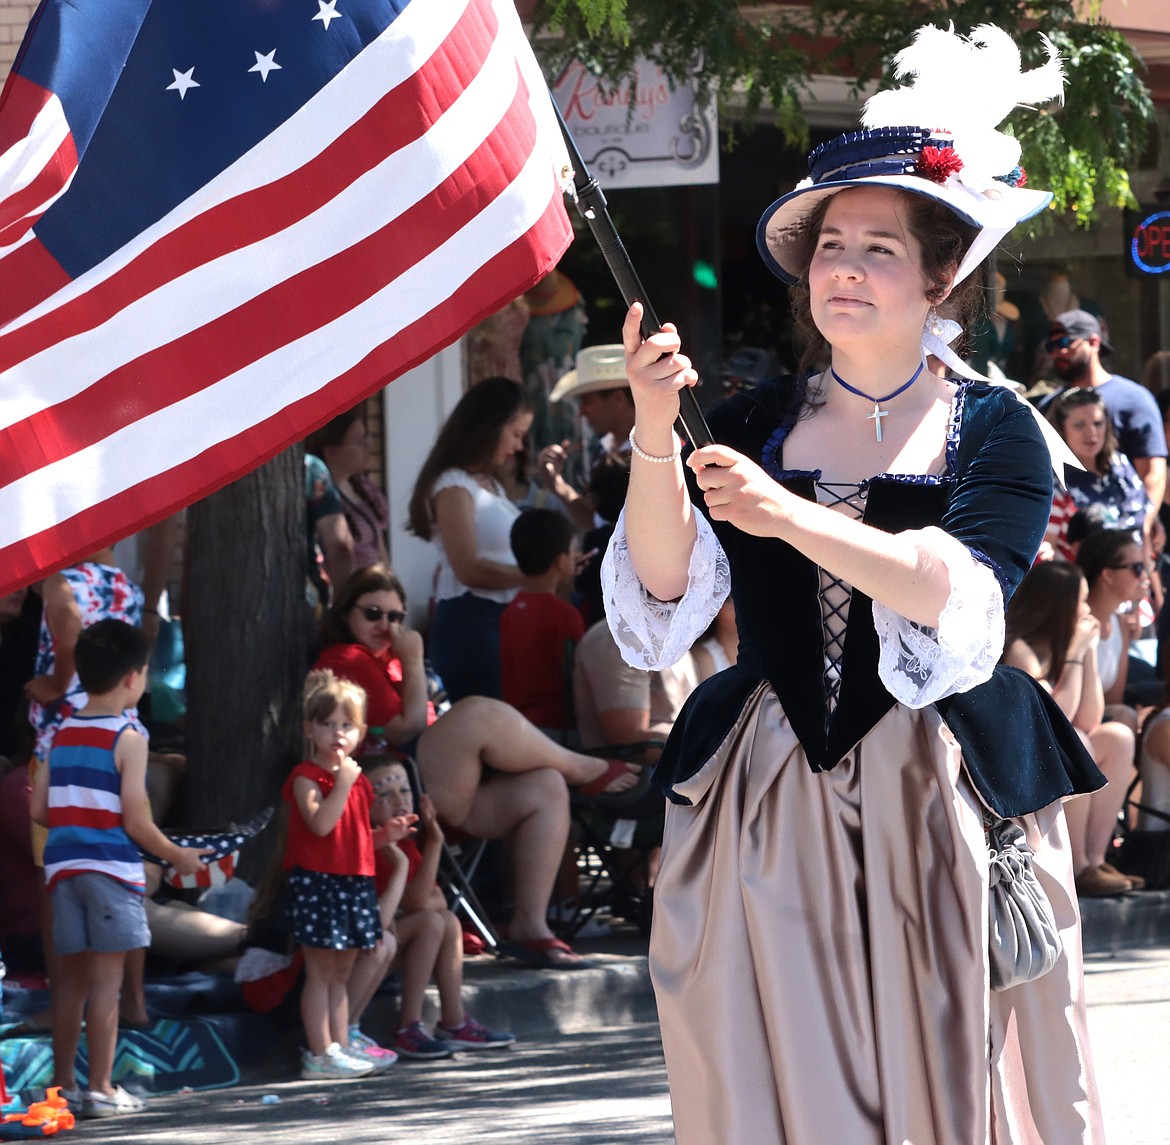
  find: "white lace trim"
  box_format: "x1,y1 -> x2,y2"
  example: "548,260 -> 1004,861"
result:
601,508 -> 731,670
873,527 -> 1004,708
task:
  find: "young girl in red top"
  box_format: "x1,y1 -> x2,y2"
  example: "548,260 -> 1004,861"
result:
282,669 -> 394,1080
365,757 -> 515,1059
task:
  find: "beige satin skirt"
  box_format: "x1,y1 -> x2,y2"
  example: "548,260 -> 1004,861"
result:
651,685 -> 1103,1145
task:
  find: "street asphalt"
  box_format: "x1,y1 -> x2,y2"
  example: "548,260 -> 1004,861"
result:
54,942 -> 1169,1144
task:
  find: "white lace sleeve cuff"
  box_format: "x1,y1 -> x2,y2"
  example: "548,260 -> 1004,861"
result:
601,508 -> 731,670
873,527 -> 1004,708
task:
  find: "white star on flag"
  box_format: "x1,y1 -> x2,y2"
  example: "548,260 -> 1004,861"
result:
248,50 -> 282,82
166,67 -> 200,99
313,1 -> 342,31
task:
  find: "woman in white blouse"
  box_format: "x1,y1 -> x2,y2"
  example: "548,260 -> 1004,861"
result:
408,377 -> 534,702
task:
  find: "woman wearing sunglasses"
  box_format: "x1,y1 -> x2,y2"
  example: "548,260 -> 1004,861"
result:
314,564 -> 642,968
1077,529 -> 1149,732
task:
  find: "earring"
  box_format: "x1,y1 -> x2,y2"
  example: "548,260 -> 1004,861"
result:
928,307 -> 944,337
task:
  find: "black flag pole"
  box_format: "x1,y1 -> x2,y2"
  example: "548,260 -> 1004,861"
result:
550,96 -> 714,449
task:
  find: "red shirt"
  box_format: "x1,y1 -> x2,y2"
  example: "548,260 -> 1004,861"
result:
282,760 -> 375,875
373,836 -> 425,896
500,591 -> 585,728
314,643 -> 436,742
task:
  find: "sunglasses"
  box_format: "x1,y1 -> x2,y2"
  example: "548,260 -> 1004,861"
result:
354,605 -> 406,624
1044,335 -> 1080,354
1108,562 -> 1147,577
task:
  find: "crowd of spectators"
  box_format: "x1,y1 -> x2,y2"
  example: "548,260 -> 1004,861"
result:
1019,308 -> 1170,895
6,293 -> 1170,1117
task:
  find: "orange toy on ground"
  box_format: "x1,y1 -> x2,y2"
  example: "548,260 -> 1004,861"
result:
0,1087 -> 77,1138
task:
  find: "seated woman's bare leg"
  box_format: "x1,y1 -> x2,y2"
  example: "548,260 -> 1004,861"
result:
458,768 -> 571,952
1084,721 -> 1135,868
417,696 -> 635,825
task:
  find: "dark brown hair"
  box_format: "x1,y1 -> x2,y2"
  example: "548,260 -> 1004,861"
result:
510,507 -> 575,575
407,377 -> 530,539
319,564 -> 408,648
1047,387 -> 1117,472
787,188 -> 983,377
1075,527 -> 1141,590
1003,560 -> 1085,684
305,405 -> 364,464
74,619 -> 151,696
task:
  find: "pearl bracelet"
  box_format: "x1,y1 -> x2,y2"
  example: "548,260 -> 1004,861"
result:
628,427 -> 682,464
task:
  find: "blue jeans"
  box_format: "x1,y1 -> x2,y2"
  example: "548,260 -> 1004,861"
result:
428,593 -> 506,702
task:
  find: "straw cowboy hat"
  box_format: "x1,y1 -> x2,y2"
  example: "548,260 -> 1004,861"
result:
524,270 -> 581,317
549,344 -> 629,403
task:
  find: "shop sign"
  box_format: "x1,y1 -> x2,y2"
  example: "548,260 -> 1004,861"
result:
552,58 -> 719,189
1128,206 -> 1170,276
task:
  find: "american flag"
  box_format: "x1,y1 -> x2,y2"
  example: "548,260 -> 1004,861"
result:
0,0 -> 572,595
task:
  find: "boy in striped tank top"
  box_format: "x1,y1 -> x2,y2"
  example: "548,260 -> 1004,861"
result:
31,620 -> 209,1119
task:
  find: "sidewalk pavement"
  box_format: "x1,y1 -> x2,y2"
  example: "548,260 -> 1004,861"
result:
57,936 -> 1170,1145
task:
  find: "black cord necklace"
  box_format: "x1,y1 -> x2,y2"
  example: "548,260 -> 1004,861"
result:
830,362 -> 925,443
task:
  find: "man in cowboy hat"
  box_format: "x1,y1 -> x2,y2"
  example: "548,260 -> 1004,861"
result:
1040,308 -> 1166,540
538,344 -> 635,532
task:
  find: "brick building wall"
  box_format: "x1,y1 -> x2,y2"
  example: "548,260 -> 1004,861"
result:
0,3 -> 33,80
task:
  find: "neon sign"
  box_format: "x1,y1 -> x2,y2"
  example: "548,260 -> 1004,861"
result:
1130,210 -> 1170,275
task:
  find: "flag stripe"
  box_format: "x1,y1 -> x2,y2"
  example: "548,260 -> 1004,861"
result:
0,234 -> 69,323
1,197 -> 567,585
0,73 -> 55,159
0,142 -> 77,246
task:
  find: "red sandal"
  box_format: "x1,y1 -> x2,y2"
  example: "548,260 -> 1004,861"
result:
503,935 -> 595,970
575,758 -> 639,798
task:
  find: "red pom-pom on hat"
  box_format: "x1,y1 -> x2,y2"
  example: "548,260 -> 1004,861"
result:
916,145 -> 964,185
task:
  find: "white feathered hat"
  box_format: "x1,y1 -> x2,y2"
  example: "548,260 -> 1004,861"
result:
756,24 -> 1064,289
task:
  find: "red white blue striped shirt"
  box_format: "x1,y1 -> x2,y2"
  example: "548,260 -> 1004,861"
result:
44,713 -> 144,892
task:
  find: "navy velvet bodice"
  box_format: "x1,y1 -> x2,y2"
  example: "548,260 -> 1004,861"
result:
652,376 -> 1104,818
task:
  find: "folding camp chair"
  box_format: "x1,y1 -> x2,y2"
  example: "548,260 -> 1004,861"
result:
395,757 -> 503,957
1110,775 -> 1170,890
551,741 -> 665,940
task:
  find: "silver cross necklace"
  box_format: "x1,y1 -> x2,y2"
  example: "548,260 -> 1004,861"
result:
829,362 -> 925,443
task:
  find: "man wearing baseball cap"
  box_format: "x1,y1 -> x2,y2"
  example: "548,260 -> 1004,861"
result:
538,345 -> 635,532
1041,308 -> 1166,537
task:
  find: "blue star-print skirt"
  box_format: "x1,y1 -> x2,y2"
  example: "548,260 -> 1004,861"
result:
287,868 -> 380,950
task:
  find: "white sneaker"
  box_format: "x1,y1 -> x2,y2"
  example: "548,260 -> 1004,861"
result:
346,1027 -> 398,1072
83,1085 -> 148,1118
300,1041 -> 375,1080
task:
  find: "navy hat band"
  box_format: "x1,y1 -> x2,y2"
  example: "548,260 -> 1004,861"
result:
807,127 -> 951,185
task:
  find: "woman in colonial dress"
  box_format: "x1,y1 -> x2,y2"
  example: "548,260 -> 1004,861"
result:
603,25 -> 1106,1145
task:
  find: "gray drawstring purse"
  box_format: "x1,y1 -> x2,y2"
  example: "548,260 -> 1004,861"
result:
985,814 -> 1062,991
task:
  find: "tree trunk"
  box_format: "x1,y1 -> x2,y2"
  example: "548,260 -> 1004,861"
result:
183,446 -> 306,858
